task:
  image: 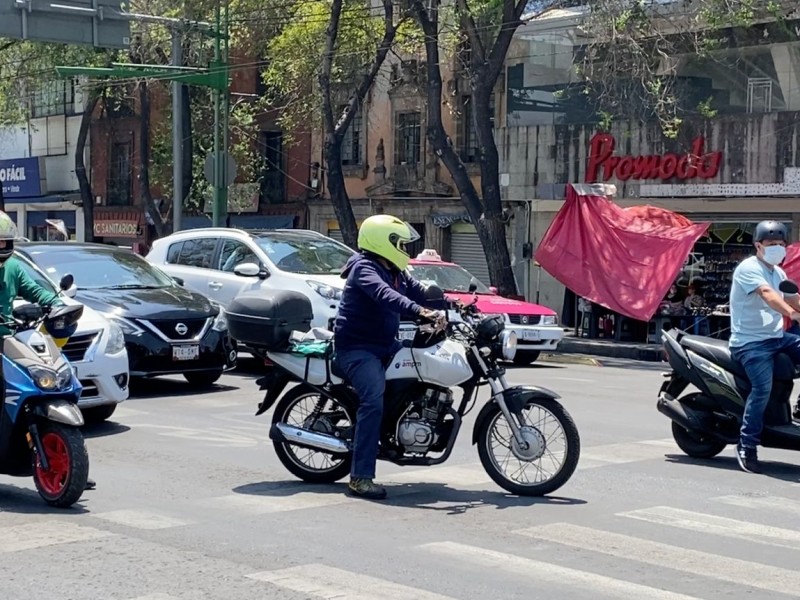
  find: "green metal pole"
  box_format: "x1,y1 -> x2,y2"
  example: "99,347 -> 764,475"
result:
212,0 -> 222,227
221,0 -> 230,225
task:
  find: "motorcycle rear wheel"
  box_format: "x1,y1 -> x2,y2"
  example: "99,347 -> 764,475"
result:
477,397 -> 580,496
671,421 -> 727,459
272,385 -> 353,484
32,424 -> 89,508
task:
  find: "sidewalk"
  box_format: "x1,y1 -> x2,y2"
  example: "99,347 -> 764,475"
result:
541,332 -> 665,365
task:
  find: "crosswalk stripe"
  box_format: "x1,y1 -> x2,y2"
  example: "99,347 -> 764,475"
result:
619,506 -> 800,549
203,492 -> 351,514
713,494 -> 800,514
422,541 -> 703,600
0,521 -> 112,553
385,464 -> 492,487
247,563 -> 458,600
91,509 -> 191,530
517,523 -> 800,596
579,438 -> 674,468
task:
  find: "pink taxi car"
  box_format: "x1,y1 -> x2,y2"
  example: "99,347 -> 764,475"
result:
407,250 -> 564,365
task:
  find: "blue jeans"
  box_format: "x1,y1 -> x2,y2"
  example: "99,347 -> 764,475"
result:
334,349 -> 389,479
731,333 -> 800,448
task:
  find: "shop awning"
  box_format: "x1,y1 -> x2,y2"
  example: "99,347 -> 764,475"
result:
535,184 -> 710,321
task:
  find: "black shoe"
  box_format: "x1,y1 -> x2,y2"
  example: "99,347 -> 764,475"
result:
736,444 -> 762,474
793,404 -> 800,421
84,478 -> 96,491
346,478 -> 387,500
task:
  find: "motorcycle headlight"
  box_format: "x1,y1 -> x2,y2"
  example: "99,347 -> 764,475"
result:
541,315 -> 558,326
28,365 -> 59,391
307,280 -> 343,301
499,330 -> 518,361
56,364 -> 73,389
105,322 -> 126,354
212,307 -> 228,332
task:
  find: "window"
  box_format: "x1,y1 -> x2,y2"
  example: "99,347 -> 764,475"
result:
459,95 -> 495,163
166,242 -> 184,264
217,239 -> 260,272
15,257 -> 58,296
340,105 -> 363,166
31,79 -> 76,118
108,141 -> 133,206
395,111 -> 421,165
176,238 -> 217,269
260,131 -> 285,204
747,78 -> 773,113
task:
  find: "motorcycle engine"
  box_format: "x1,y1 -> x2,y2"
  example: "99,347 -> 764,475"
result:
397,388 -> 453,454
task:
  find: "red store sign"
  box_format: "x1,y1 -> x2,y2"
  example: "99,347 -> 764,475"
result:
585,133 -> 723,183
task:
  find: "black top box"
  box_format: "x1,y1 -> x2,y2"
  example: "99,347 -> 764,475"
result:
227,290 -> 313,349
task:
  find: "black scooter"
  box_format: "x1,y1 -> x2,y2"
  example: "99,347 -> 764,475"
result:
658,280 -> 800,458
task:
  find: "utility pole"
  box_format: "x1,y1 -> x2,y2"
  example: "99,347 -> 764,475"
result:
211,0 -> 230,228
172,29 -> 183,232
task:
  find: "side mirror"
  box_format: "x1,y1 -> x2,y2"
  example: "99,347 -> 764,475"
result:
59,273 -> 74,291
468,279 -> 479,293
64,284 -> 78,298
489,286 -> 498,294
172,276 -> 185,287
423,283 -> 445,302
780,279 -> 799,295
234,262 -> 267,279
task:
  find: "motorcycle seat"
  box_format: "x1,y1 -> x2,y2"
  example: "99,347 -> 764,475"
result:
680,334 -> 747,378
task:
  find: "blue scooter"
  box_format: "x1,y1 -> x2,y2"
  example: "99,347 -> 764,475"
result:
0,297 -> 89,507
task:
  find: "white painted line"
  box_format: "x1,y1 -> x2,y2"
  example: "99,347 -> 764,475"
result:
92,509 -> 191,530
203,492 -> 352,514
127,595 -> 179,600
517,523 -> 800,596
713,494 -> 800,514
422,541 -> 703,600
579,438 -> 674,467
619,506 -> 800,549
0,521 -> 111,553
386,463 -> 492,487
111,405 -> 149,418
247,563 -> 458,600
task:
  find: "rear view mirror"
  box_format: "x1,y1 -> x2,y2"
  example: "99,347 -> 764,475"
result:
468,280 -> 479,293
234,262 -> 267,279
780,279 -> 799,295
489,286 -> 498,294
59,273 -> 74,291
172,276 -> 185,287
423,283 -> 445,302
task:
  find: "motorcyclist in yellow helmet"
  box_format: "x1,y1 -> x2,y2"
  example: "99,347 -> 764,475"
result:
333,215 -> 445,500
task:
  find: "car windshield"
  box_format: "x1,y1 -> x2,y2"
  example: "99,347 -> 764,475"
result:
13,255 -> 58,295
407,263 -> 491,293
25,246 -> 175,290
254,234 -> 353,275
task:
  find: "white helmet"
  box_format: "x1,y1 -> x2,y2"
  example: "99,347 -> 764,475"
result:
0,211 -> 18,262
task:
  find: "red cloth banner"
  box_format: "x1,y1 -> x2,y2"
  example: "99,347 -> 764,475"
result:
535,184 -> 711,321
783,243 -> 800,283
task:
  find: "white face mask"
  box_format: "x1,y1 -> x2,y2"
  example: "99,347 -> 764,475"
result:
762,245 -> 786,266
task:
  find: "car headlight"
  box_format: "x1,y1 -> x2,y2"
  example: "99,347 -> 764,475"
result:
212,307 -> 228,332
498,330 -> 518,361
307,280 -> 343,301
541,315 -> 558,326
28,365 -> 59,391
105,322 -> 126,354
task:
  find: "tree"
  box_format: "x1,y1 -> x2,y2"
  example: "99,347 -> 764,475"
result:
411,0 -> 543,296
263,0 -> 405,248
75,91 -> 101,242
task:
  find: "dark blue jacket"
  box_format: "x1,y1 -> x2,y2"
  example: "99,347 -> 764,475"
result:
334,252 -> 435,357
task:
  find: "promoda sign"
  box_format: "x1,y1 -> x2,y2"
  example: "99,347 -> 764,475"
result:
584,133 -> 723,183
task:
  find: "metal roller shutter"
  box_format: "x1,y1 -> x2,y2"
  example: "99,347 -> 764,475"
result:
328,228 -> 344,243
450,231 -> 491,286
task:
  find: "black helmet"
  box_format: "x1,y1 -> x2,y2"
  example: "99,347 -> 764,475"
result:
754,220 -> 787,243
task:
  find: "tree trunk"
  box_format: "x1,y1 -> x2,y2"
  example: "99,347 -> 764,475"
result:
324,138 -> 358,247
76,92 -> 100,242
138,81 -> 170,238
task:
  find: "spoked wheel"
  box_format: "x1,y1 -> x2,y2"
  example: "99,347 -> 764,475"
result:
477,397 -> 580,496
272,386 -> 353,483
32,424 -> 89,508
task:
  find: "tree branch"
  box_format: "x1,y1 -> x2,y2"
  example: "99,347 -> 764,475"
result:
319,0 -> 344,137
454,0 -> 485,65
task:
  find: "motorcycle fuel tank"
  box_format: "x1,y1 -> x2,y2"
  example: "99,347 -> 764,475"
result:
386,339 -> 472,387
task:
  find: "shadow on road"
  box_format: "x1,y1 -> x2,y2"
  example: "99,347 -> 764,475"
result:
232,480 -> 586,515
81,420 -> 131,439
0,484 -> 91,514
664,452 -> 800,483
128,378 -> 239,399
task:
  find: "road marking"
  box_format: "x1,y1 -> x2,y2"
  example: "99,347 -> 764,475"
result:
517,523 -> 800,596
91,509 -> 191,530
247,563 -> 458,600
111,405 -> 149,419
713,494 -> 800,514
127,595 -> 179,600
0,521 -> 111,553
386,464 -> 494,487
579,438 -> 674,468
619,506 -> 800,549
422,541 -> 703,600
203,492 -> 353,514
132,424 -> 260,448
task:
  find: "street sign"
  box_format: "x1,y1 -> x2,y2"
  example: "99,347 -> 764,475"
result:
0,0 -> 130,48
204,152 -> 237,187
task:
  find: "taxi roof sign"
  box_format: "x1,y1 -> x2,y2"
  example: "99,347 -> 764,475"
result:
416,249 -> 442,261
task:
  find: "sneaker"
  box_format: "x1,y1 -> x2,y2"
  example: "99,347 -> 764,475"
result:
736,444 -> 762,474
84,478 -> 96,491
346,478 -> 387,500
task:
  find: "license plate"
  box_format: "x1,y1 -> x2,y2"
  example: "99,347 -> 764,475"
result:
172,344 -> 199,361
521,329 -> 541,341
398,329 -> 415,341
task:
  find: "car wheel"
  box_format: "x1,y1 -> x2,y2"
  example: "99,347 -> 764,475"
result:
184,371 -> 223,387
81,404 -> 117,423
513,351 -> 541,366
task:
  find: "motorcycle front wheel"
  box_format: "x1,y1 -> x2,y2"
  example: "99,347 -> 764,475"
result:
477,397 -> 580,496
32,423 -> 89,508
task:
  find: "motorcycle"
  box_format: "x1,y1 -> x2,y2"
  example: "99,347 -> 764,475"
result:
658,279 -> 800,458
0,298 -> 89,507
234,286 -> 581,496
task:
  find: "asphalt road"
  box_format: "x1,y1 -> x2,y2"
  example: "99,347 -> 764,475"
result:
2,356 -> 800,600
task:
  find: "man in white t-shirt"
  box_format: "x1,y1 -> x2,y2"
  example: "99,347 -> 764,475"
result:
729,220 -> 800,473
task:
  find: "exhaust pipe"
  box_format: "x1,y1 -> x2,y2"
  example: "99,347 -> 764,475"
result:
270,422 -> 350,455
657,394 -> 730,443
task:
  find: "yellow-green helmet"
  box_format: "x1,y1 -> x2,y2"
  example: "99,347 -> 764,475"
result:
358,215 -> 420,270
